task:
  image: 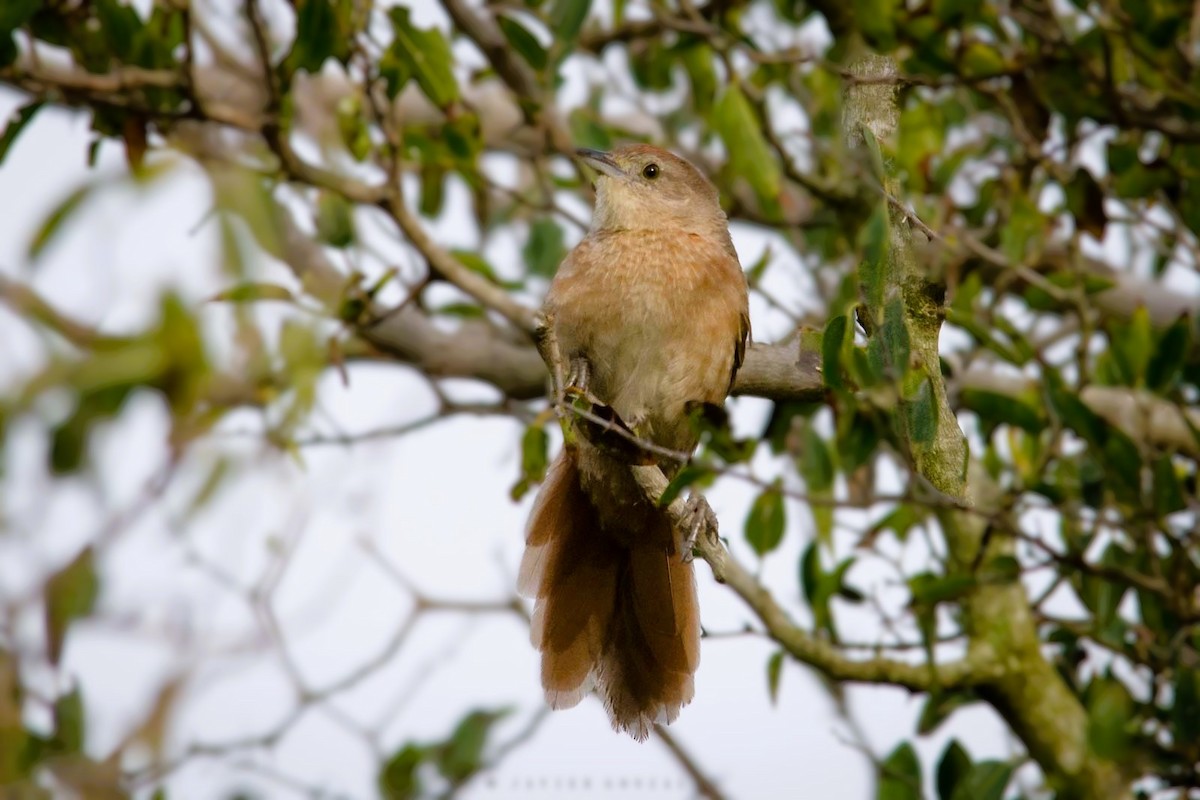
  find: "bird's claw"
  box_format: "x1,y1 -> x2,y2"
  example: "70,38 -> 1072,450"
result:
679,494 -> 718,564
565,356 -> 591,398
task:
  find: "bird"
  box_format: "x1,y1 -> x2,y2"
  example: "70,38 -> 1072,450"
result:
518,143 -> 750,739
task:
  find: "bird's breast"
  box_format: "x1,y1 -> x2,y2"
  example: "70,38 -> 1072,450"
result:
548,230 -> 746,449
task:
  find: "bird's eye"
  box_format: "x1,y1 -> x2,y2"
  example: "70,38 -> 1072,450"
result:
642,163 -> 660,179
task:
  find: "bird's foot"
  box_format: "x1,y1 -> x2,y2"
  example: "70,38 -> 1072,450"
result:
679,494 -> 719,564
565,356 -> 591,399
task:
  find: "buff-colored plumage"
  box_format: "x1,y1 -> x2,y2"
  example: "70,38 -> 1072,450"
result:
519,144 -> 749,739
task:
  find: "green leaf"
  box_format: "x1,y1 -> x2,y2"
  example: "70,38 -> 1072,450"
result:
210,283 -> 296,304
315,191 -> 355,247
1152,455 -> 1186,517
1065,167 -> 1107,239
378,743 -> 426,800
521,426 -> 548,483
799,424 -> 835,544
1172,667 -> 1200,745
1086,676 -> 1133,760
1109,305 -> 1154,386
0,0 -> 38,33
44,547 -> 99,665
713,86 -> 782,213
1147,316 -> 1190,392
0,101 -> 42,165
880,296 -> 910,377
657,463 -> 714,509
859,204 -> 890,312
936,739 -> 971,800
799,542 -> 837,637
877,741 -> 921,800
497,14 -> 548,71
854,0 -> 898,50
766,650 -> 784,705
905,376 -> 938,444
822,315 -> 848,389
523,218 -> 567,277
745,481 -> 786,557
950,761 -> 1013,800
384,8 -> 458,106
28,184 -> 92,260
95,0 -> 142,60
681,45 -> 717,115
550,0 -> 591,42
918,690 -> 977,735
910,572 -> 976,605
285,0 -> 339,74
54,686 -> 85,754
1078,545 -> 1128,630
435,708 -> 510,783
960,388 -> 1044,433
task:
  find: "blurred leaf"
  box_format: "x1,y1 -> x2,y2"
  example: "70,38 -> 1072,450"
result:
1065,167 -> 1107,239
0,652 -> 28,783
854,0 -> 898,50
1109,305 -> 1154,386
550,0 -> 590,42
524,218 -> 566,277
799,542 -> 837,637
0,101 -> 42,165
881,297 -> 910,377
1086,676 -> 1133,760
859,204 -> 890,312
745,480 -> 786,557
284,0 -> 340,74
877,741 -> 921,800
798,423 -> 835,544
629,38 -> 674,90
1147,315 -> 1190,392
918,690 -> 978,735
0,0 -> 38,33
53,686 -> 85,754
1000,193 -> 1043,265
435,708 -> 510,783
949,761 -> 1013,800
713,86 -> 782,214
44,547 -> 99,666
905,376 -> 938,444
497,14 -> 547,71
681,45 -> 717,115
936,739 -> 971,800
511,424 -> 548,501
315,191 -> 355,247
766,650 -> 784,705
960,388 -> 1044,433
910,571 -> 976,606
1152,455 -> 1186,517
822,315 -> 848,390
28,184 -> 91,260
384,8 -> 458,106
657,463 -> 714,509
210,283 -> 295,303
378,743 -> 426,800
1172,667 -> 1200,745
1078,545 -> 1128,631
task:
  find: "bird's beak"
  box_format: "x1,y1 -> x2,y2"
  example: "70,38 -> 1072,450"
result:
575,148 -> 625,179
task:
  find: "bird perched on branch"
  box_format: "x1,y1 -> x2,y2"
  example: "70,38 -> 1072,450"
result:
519,144 -> 750,739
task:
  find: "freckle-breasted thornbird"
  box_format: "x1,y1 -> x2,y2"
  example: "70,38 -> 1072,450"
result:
519,144 -> 750,739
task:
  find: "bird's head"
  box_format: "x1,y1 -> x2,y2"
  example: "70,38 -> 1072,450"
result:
576,144 -> 726,234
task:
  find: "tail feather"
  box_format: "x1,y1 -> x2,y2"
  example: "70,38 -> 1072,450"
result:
521,449 -> 700,739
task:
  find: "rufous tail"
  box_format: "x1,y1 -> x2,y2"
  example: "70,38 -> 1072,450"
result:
518,448 -> 700,740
